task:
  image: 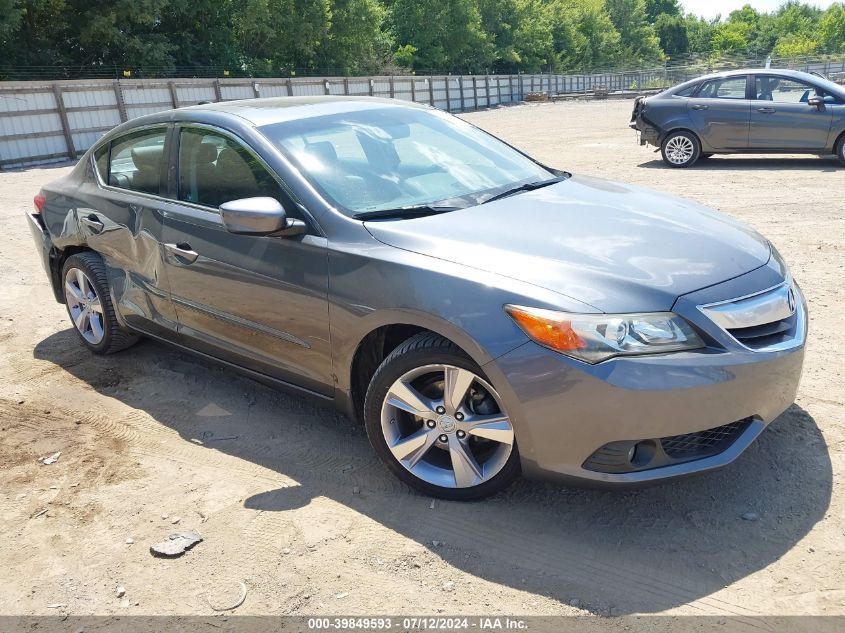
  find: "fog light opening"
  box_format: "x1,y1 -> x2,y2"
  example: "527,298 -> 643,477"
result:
630,440 -> 658,468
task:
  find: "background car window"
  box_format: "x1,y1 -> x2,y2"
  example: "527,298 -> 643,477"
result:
674,84 -> 697,97
697,77 -> 747,99
756,77 -> 815,103
178,128 -> 280,209
108,129 -> 167,195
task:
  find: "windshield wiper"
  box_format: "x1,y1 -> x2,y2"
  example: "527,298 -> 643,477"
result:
481,176 -> 568,204
353,205 -> 459,220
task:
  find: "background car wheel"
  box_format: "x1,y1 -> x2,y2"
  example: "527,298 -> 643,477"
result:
836,135 -> 845,167
364,332 -> 520,500
661,131 -> 700,168
61,252 -> 139,355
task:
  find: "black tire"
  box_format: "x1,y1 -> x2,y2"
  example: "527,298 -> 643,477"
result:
660,130 -> 701,168
699,153 -> 713,160
363,332 -> 520,500
61,252 -> 139,354
836,135 -> 845,167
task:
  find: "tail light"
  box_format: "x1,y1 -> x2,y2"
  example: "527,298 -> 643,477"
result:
33,194 -> 46,214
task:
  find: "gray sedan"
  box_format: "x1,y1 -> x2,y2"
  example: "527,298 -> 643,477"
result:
631,68 -> 845,167
27,96 -> 806,499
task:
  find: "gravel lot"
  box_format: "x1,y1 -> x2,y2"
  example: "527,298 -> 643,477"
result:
0,100 -> 842,621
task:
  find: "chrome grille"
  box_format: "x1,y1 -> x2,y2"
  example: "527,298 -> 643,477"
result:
698,281 -> 804,352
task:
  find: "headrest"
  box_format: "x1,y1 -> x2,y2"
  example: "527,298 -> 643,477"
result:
197,141 -> 219,164
131,145 -> 163,170
305,141 -> 338,165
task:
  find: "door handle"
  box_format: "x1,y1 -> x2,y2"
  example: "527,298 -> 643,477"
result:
165,242 -> 199,264
691,104 -> 709,110
756,107 -> 775,113
80,214 -> 104,234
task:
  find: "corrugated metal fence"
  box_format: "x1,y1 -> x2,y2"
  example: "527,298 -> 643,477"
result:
3,57 -> 845,169
0,74 -> 546,169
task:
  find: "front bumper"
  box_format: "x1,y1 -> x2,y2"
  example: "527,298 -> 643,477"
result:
484,266 -> 807,486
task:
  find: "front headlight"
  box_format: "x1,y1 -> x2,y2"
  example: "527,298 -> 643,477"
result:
505,305 -> 705,364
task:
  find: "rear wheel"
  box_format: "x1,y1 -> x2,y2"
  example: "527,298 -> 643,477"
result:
661,130 -> 700,168
364,333 -> 520,500
62,252 -> 139,354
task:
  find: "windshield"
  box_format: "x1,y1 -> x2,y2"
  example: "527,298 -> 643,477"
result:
258,106 -> 554,216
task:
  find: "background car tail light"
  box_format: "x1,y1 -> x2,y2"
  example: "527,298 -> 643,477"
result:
33,194 -> 46,214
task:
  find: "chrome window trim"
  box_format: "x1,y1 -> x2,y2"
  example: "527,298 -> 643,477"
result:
90,123 -> 171,197
89,121 -> 324,236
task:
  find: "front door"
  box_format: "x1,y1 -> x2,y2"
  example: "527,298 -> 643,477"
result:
159,125 -> 333,395
687,75 -> 751,150
749,75 -> 834,150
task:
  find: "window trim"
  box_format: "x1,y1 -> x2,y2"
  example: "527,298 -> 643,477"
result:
90,123 -> 172,202
752,73 -> 836,104
172,122 -> 321,234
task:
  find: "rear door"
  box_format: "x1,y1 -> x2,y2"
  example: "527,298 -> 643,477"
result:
82,126 -> 178,337
748,74 -> 834,150
686,76 -> 752,150
158,124 -> 333,395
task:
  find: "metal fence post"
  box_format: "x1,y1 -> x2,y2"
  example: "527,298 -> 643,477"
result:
343,77 -> 349,95
113,80 -> 128,122
472,75 -> 478,109
213,79 -> 223,102
459,76 -> 465,111
286,79 -> 294,96
168,81 -> 179,108
444,76 -> 451,112
410,76 -> 416,102
51,83 -> 76,160
428,77 -> 434,106
389,75 -> 395,98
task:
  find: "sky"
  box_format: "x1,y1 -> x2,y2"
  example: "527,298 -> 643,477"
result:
681,0 -> 839,19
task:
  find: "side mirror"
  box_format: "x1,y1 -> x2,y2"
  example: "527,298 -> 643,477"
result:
808,95 -> 824,108
219,197 -> 306,237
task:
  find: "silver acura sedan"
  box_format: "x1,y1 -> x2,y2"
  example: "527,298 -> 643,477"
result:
27,96 -> 806,499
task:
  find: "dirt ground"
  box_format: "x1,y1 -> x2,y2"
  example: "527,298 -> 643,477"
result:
0,100 -> 843,622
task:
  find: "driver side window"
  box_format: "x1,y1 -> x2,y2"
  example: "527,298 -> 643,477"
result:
755,77 -> 816,103
178,128 -> 280,209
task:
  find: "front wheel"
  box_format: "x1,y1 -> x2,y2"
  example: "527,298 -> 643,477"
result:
661,131 -> 701,168
836,135 -> 845,167
364,333 -> 520,500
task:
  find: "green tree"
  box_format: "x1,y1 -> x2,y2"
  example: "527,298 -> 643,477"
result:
654,13 -> 688,59
390,0 -> 493,72
511,0 -> 556,71
317,0 -> 390,74
819,3 -> 845,53
549,0 -> 621,71
606,0 -> 664,64
478,0 -> 521,71
644,0 -> 680,22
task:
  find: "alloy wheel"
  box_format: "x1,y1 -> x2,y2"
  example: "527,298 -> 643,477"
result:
665,135 -> 695,165
64,267 -> 105,345
380,364 -> 514,489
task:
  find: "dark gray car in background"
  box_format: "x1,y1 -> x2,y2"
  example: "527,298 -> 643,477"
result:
631,68 -> 845,167
27,96 -> 806,499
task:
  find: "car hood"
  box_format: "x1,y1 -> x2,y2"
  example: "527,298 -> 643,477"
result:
364,175 -> 771,312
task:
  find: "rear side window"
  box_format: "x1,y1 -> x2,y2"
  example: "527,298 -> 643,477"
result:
674,84 -> 697,97
178,128 -> 280,209
108,129 -> 167,195
697,77 -> 748,100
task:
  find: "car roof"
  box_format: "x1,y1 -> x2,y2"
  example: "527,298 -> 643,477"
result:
689,67 -> 821,82
179,95 -> 429,126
